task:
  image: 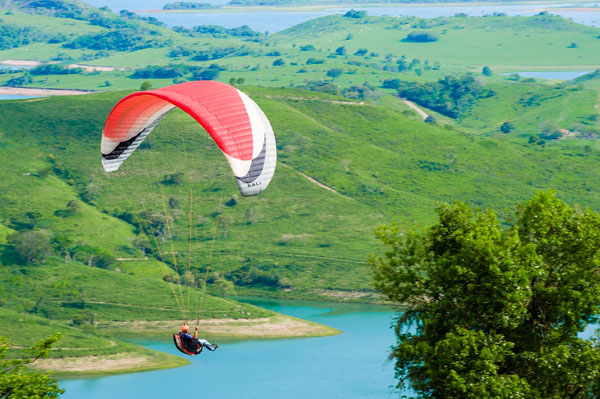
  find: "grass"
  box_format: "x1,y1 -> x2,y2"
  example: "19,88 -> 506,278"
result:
3,87 -> 600,298
1,10 -> 599,92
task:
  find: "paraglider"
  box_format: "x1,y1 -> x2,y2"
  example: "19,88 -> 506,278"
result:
101,80 -> 276,196
173,324 -> 218,356
101,81 -> 277,355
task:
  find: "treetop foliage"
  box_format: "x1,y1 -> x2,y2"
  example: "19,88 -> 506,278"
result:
371,191 -> 600,398
0,333 -> 63,399
396,74 -> 495,118
405,31 -> 439,42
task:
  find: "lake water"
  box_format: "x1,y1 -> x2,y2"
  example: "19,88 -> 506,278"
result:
81,0 -> 600,32
501,70 -> 595,80
0,94 -> 43,100
59,299 -> 399,399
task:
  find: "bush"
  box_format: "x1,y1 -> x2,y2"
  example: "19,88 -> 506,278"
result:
8,229 -> 53,263
191,46 -> 249,61
344,9 -> 366,18
162,172 -> 183,185
326,68 -> 343,79
300,44 -> 315,51
195,68 -> 220,80
131,65 -> 189,79
405,31 -> 438,42
297,80 -> 340,95
500,121 -> 514,133
306,58 -> 324,65
382,78 -> 401,89
64,30 -> 160,51
30,64 -> 82,75
272,58 -> 285,66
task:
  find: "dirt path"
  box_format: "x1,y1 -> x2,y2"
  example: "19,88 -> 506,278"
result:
401,98 -> 429,120
0,87 -> 95,96
0,59 -> 40,67
280,163 -> 350,198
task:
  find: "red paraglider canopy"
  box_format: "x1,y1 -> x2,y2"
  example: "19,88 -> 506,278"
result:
101,81 -> 276,197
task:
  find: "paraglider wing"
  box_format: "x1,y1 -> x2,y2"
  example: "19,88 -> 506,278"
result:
101,81 -> 276,196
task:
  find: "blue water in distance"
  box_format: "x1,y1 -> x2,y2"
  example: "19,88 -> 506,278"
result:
81,0 -> 600,32
501,70 -> 595,80
0,94 -> 43,100
59,299 -> 399,399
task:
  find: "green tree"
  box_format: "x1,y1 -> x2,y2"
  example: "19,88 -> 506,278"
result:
8,230 -> 53,263
370,191 -> 600,398
335,46 -> 346,56
500,121 -> 514,133
326,68 -> 343,79
482,65 -> 492,76
0,334 -> 63,398
140,81 -> 152,90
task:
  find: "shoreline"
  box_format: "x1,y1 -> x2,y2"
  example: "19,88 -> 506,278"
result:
100,313 -> 341,339
36,314 -> 340,379
136,0 -> 600,13
35,348 -> 189,380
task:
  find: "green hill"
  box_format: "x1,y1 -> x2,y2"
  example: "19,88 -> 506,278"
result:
0,5 -> 599,92
3,87 -> 600,300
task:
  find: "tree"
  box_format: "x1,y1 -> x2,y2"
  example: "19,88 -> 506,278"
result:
370,191 -> 600,398
326,68 -> 343,79
343,9 -> 366,18
500,121 -> 514,133
482,65 -> 492,76
335,46 -> 346,56
272,58 -> 285,67
0,334 -> 63,398
405,31 -> 438,42
140,81 -> 152,90
8,230 -> 53,263
197,69 -> 219,80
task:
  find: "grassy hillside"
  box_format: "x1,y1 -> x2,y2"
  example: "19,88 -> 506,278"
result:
458,80 -> 598,139
3,87 -> 600,300
0,6 -> 598,92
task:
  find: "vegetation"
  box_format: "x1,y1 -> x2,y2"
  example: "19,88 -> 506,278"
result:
30,64 -> 82,75
396,75 -> 494,117
371,191 -> 600,398
0,22 -> 57,50
163,2 -> 215,10
64,30 -> 168,51
405,31 -> 438,42
0,334 -> 63,398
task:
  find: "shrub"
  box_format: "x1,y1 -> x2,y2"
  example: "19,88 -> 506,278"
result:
326,68 -> 343,79
405,31 -> 438,42
343,9 -> 366,18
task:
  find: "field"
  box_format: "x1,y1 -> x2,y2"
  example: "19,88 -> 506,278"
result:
0,7 -> 599,92
1,0 -> 600,377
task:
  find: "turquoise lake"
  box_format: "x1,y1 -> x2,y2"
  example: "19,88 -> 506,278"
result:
59,299 -> 399,399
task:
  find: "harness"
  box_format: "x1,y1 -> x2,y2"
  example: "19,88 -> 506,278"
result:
173,332 -> 203,356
